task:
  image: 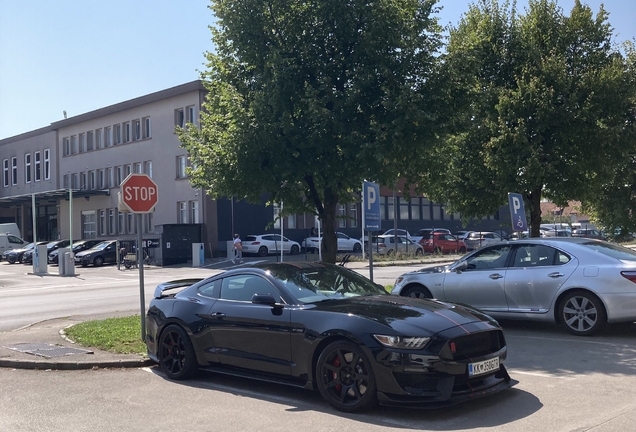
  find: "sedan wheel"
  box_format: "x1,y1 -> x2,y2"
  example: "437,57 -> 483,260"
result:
316,341 -> 377,412
387,249 -> 395,257
258,246 -> 268,257
290,245 -> 300,255
93,256 -> 104,267
158,325 -> 198,380
415,248 -> 423,256
404,286 -> 433,299
353,243 -> 362,253
559,291 -> 606,336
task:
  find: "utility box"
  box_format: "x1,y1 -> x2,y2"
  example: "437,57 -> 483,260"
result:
33,244 -> 48,274
62,250 -> 75,276
192,243 -> 204,267
226,241 -> 234,260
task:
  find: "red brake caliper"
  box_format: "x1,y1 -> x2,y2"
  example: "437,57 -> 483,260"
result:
333,357 -> 341,392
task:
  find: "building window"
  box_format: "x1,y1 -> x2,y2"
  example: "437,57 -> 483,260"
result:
410,198 -> 420,220
108,209 -> 115,234
127,212 -> 134,234
106,167 -> 113,187
421,198 -> 431,220
190,201 -> 199,223
387,196 -> 395,221
24,153 -> 31,183
118,210 -> 125,234
125,164 -> 132,177
87,131 -> 94,151
176,155 -> 187,178
145,212 -> 154,233
116,166 -> 123,186
178,202 -> 188,223
350,204 -> 358,228
11,157 -> 17,185
175,108 -> 185,128
2,159 -> 8,187
380,197 -> 386,221
72,173 -> 79,189
71,135 -> 77,154
114,124 -> 122,144
143,117 -> 151,139
89,171 -> 96,189
338,205 -> 346,228
399,197 -> 409,220
123,122 -> 131,143
134,163 -> 142,173
105,126 -> 112,147
44,149 -> 50,180
96,129 -> 103,149
287,214 -> 296,229
99,210 -> 106,235
63,138 -> 70,156
98,170 -> 104,189
63,174 -> 70,188
432,202 -> 442,220
81,172 -> 87,190
186,105 -> 196,125
133,119 -> 141,141
144,161 -> 152,177
79,133 -> 85,153
82,210 -> 96,239
34,151 -> 41,182
273,203 -> 281,229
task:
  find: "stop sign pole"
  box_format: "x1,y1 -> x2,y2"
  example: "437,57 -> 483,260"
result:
119,174 -> 159,341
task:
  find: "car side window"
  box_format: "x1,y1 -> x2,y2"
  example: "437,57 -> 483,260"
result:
220,275 -> 281,302
8,235 -> 23,244
197,279 -> 220,298
465,245 -> 512,270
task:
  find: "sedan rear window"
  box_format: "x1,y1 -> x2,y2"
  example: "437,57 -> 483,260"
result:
581,241 -> 636,261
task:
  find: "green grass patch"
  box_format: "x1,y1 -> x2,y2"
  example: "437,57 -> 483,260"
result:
384,284 -> 394,293
64,315 -> 147,356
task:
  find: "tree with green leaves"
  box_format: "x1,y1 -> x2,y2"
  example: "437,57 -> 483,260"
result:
178,0 -> 444,263
424,0 -> 634,237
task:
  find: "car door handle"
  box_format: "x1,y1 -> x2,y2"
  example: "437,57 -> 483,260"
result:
489,273 -> 504,280
211,312 -> 226,318
548,272 -> 564,278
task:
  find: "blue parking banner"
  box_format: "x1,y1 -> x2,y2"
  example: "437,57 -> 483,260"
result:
508,192 -> 528,231
363,181 -> 381,231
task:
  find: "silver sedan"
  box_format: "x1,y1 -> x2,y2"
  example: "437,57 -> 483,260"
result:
391,238 -> 636,336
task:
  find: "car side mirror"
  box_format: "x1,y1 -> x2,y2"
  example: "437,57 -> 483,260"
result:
251,293 -> 279,306
450,260 -> 468,273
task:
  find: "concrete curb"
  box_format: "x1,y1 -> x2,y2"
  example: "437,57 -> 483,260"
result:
0,358 -> 155,370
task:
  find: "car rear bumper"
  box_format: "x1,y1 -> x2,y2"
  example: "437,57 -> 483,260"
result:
602,292 -> 636,322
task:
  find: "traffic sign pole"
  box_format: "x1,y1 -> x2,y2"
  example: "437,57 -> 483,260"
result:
137,214 -> 145,342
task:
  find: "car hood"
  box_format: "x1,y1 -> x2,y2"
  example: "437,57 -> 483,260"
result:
310,295 -> 490,336
75,250 -> 97,257
403,265 -> 449,276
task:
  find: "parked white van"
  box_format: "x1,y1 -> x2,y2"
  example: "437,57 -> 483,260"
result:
0,234 -> 28,260
0,223 -> 21,238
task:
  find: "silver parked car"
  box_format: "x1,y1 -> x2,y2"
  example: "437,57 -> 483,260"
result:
391,238 -> 636,336
368,235 -> 424,256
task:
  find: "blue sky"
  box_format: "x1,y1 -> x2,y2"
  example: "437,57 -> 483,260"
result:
1,0 -> 634,140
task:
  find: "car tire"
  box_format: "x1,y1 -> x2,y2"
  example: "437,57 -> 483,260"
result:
8,258 -> 15,264
403,285 -> 433,299
258,246 -> 268,257
93,256 -> 104,267
415,248 -> 423,256
316,340 -> 377,412
158,324 -> 198,380
290,245 -> 300,255
353,243 -> 362,253
434,247 -> 442,254
459,246 -> 467,253
559,290 -> 606,336
387,249 -> 395,257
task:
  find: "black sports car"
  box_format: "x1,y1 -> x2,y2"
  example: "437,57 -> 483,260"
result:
145,262 -> 515,412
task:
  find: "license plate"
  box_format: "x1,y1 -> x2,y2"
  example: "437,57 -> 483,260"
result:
468,357 -> 500,377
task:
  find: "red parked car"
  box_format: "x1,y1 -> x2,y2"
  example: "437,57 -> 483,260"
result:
419,232 -> 467,254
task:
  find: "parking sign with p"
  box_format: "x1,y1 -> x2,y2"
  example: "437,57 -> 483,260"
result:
363,181 -> 381,231
508,192 -> 528,231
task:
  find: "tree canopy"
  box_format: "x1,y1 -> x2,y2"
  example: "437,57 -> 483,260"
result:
178,0 -> 444,262
422,0 -> 634,237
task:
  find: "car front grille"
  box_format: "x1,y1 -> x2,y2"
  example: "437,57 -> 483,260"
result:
450,330 -> 503,361
393,373 -> 439,391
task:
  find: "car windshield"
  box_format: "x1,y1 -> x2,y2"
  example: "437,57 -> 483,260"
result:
92,242 -> 111,250
581,241 -> 636,261
46,241 -> 60,250
266,265 -> 387,304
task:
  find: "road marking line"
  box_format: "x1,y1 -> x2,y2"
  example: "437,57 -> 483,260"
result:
509,334 -> 635,348
509,369 -> 575,380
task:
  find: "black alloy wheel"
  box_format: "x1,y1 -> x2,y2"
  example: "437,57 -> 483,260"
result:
158,325 -> 198,380
404,286 -> 433,299
415,248 -> 423,256
559,290 -> 607,336
93,256 -> 104,267
290,245 -> 300,255
258,246 -> 269,257
353,243 -> 362,253
316,341 -> 377,412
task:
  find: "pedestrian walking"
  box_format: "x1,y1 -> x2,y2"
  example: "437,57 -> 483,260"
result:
232,233 -> 243,264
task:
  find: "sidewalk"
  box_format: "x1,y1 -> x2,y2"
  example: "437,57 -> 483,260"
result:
0,312 -> 153,371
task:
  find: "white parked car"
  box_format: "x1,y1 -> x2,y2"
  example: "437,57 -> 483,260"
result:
302,232 -> 362,253
242,234 -> 301,257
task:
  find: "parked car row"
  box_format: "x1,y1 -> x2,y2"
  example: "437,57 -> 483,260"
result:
2,239 -> 119,268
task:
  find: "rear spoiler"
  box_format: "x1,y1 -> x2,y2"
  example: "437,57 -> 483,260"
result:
153,278 -> 203,299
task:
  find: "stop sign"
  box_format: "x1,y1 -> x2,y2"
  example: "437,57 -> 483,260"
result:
120,174 -> 159,213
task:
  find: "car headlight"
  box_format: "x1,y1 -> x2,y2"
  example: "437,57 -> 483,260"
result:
394,277 -> 404,285
373,335 -> 430,349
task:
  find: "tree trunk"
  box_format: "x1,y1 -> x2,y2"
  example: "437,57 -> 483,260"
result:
320,188 -> 339,264
529,187 -> 543,238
